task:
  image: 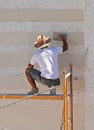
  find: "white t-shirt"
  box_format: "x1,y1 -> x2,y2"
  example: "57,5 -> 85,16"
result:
30,46 -> 63,79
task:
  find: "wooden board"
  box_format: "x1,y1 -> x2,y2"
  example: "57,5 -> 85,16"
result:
0,93 -> 64,100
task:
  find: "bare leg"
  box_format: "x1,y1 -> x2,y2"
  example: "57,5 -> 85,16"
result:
25,68 -> 38,89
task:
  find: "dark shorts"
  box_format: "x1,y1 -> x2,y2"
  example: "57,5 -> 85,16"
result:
28,68 -> 60,86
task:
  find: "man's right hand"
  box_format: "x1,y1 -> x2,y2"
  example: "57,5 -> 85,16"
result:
58,35 -> 66,41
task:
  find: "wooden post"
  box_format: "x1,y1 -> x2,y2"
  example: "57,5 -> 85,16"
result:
63,68 -> 68,130
69,64 -> 73,130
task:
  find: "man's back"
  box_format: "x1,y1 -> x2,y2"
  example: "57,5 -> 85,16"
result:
25,34 -> 68,94
30,46 -> 62,79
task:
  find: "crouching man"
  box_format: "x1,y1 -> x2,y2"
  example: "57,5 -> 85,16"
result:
25,34 -> 68,94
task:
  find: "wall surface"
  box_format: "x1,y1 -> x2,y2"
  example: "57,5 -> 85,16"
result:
0,0 -> 92,130
85,0 -> 94,130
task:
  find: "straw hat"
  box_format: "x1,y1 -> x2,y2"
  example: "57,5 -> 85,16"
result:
34,35 -> 51,49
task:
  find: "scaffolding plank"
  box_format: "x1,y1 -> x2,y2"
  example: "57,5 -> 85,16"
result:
0,93 -> 63,100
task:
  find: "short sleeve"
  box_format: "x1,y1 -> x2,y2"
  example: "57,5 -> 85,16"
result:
55,46 -> 63,54
30,53 -> 37,65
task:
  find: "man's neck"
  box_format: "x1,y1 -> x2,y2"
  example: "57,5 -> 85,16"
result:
41,46 -> 48,49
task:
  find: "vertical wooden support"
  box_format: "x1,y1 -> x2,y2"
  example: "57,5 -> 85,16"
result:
62,64 -> 73,130
69,64 -> 73,130
63,68 -> 68,130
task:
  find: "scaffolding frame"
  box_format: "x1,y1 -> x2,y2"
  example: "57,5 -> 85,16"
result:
0,64 -> 73,130
62,64 -> 73,130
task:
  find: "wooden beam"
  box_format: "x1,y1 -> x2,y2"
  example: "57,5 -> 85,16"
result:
0,93 -> 63,100
69,63 -> 73,130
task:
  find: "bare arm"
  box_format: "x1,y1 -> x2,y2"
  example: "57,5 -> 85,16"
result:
59,35 -> 68,52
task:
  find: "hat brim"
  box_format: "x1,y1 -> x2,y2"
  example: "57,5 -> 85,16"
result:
34,37 -> 51,49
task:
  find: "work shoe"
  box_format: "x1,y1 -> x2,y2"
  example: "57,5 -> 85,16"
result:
27,88 -> 39,95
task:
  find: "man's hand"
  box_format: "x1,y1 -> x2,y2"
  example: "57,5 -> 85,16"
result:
58,34 -> 66,41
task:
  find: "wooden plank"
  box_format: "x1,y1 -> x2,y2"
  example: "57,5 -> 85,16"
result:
69,63 -> 73,130
63,68 -> 68,130
0,93 -> 63,100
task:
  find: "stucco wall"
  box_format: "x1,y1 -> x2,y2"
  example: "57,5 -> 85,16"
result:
85,0 -> 94,130
0,0 -> 89,130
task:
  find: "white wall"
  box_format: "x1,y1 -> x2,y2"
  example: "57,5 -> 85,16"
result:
0,0 -> 89,130
85,0 -> 94,130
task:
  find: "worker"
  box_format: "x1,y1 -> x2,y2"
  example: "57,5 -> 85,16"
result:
25,34 -> 68,94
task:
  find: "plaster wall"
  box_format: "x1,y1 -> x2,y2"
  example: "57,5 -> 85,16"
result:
85,0 -> 94,130
0,0 -> 87,130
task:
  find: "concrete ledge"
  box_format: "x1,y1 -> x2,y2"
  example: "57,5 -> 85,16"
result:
0,10 -> 83,22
